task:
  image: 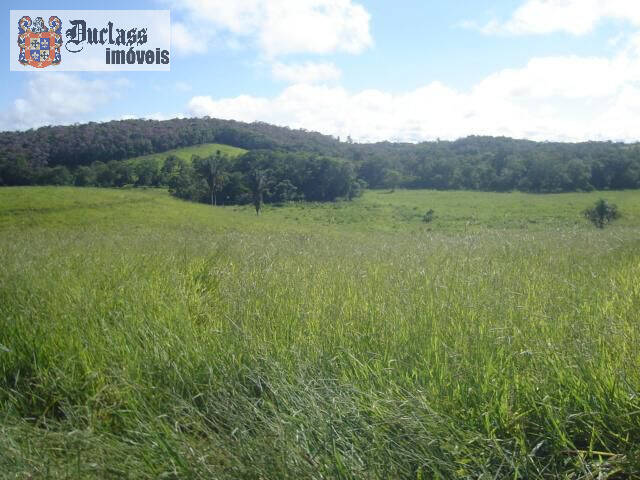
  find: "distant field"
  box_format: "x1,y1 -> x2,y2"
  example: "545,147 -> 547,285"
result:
125,142 -> 247,168
1,187 -> 639,478
2,186 -> 639,232
266,188 -> 640,232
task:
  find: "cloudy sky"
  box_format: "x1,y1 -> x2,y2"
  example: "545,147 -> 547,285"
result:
3,0 -> 640,142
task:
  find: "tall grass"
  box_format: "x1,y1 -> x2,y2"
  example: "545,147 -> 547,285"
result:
1,187 -> 639,478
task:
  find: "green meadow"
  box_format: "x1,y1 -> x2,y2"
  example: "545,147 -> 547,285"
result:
1,187 -> 639,478
125,142 -> 247,168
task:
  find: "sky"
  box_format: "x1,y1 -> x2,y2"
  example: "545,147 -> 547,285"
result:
2,0 -> 640,143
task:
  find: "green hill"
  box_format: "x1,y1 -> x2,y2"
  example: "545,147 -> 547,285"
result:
4,117 -> 640,193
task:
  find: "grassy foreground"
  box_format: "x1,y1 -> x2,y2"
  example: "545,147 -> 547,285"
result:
1,187 -> 639,479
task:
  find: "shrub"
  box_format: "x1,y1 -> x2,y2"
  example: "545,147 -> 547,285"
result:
584,199 -> 619,228
423,209 -> 435,223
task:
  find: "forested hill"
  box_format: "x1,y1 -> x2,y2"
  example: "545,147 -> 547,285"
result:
2,116 -> 640,194
0,117 -> 343,168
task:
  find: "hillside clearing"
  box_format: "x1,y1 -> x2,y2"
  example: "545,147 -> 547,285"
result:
126,142 -> 247,166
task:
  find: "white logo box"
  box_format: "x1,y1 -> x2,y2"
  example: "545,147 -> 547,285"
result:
10,10 -> 171,71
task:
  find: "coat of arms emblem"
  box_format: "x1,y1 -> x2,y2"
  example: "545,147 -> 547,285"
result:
17,15 -> 63,68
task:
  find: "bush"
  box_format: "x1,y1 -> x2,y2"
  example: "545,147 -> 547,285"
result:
584,199 -> 619,228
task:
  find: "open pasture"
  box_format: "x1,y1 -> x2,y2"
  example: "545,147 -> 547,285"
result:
1,187 -> 639,478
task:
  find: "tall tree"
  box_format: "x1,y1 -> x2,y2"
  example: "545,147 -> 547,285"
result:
247,169 -> 269,215
193,151 -> 230,206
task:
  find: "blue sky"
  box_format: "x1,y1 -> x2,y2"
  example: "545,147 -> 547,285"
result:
3,0 -> 640,142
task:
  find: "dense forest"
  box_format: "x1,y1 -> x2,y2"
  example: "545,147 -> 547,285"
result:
2,117 -> 640,205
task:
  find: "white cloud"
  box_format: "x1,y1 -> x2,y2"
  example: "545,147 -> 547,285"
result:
271,61 -> 341,84
186,36 -> 640,143
175,81 -> 193,92
0,74 -> 128,131
171,22 -> 208,55
117,112 -> 186,122
167,0 -> 372,57
477,0 -> 640,36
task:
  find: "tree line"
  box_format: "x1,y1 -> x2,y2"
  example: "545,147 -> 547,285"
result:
2,117 -> 640,194
172,150 -> 365,209
0,148 -> 365,209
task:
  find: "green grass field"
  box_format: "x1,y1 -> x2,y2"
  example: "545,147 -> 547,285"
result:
125,142 -> 247,169
1,187 -> 639,478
